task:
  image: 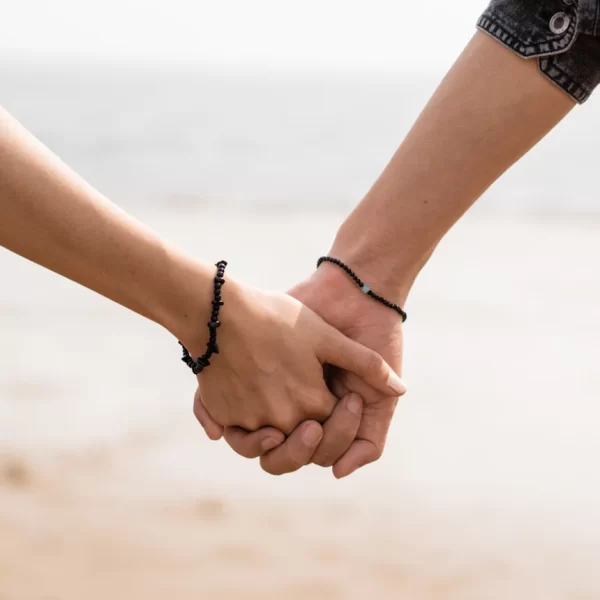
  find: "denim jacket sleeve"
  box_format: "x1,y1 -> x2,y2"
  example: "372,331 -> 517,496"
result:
477,0 -> 600,102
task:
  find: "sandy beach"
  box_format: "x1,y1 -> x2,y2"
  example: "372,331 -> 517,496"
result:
2,453 -> 596,600
2,212 -> 600,598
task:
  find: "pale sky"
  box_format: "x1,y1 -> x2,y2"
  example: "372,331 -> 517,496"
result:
2,0 -> 484,72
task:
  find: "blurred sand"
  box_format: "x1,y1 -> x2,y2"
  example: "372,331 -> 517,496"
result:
2,450 -> 597,600
2,212 -> 600,599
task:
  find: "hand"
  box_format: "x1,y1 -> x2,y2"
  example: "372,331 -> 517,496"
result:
217,392 -> 365,476
195,265 -> 405,477
292,264 -> 404,477
188,277 -> 405,435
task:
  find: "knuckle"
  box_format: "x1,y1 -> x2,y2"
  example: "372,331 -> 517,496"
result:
271,412 -> 298,436
366,350 -> 384,374
308,405 -> 332,424
312,451 -> 335,468
304,394 -> 334,422
353,443 -> 384,470
371,445 -> 384,462
241,416 -> 262,433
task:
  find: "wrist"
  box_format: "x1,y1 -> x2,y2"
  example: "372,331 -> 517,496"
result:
152,252 -> 243,356
329,224 -> 427,307
295,259 -> 404,336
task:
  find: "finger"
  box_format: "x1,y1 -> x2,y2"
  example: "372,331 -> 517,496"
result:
319,328 -> 407,397
223,426 -> 285,459
305,384 -> 338,425
260,421 -> 323,476
332,395 -> 398,478
193,388 -> 224,441
333,439 -> 380,479
311,393 -> 363,468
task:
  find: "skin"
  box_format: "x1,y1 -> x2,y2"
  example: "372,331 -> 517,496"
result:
0,107 -> 406,434
194,282 -> 406,434
196,31 -> 576,477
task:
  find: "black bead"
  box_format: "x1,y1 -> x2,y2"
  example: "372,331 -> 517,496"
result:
316,256 -> 407,322
178,260 -> 229,375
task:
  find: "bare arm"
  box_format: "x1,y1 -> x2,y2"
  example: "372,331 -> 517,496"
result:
329,32 -> 575,302
0,106 -> 403,436
219,32 -> 578,477
0,105 -> 213,340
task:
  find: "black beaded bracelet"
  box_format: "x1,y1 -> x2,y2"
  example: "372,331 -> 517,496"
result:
316,256 -> 407,322
179,260 -> 228,375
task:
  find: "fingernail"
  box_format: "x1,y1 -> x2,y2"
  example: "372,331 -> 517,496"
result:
302,424 -> 322,446
261,438 -> 281,452
347,395 -> 362,415
387,372 -> 407,395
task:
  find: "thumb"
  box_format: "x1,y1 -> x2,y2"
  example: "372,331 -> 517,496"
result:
320,329 -> 406,397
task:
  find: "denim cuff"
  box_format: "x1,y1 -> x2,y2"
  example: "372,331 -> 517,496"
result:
477,0 -> 600,103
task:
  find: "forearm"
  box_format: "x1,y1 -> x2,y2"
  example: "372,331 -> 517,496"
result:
0,107 -> 211,345
331,32 -> 575,303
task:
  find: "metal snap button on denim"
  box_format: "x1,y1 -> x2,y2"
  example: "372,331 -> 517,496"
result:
549,12 -> 570,34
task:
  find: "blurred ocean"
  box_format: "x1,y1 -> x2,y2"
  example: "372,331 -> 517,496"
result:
2,58 -> 600,598
2,57 -> 599,216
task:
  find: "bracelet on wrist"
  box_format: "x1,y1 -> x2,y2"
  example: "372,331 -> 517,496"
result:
316,256 -> 407,322
179,260 -> 227,375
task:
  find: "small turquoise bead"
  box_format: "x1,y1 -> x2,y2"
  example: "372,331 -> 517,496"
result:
361,284 -> 370,294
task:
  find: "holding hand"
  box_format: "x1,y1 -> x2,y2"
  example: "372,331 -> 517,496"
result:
188,277 -> 405,436
210,262 -> 405,477
290,263 -> 404,477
